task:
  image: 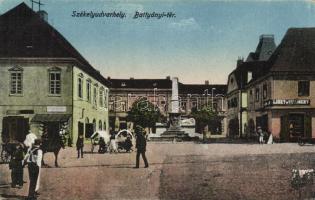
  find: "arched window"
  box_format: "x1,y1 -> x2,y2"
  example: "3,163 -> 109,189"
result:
9,66 -> 23,95
99,120 -> 102,130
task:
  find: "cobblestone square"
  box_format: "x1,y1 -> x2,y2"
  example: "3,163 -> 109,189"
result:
1,142 -> 315,199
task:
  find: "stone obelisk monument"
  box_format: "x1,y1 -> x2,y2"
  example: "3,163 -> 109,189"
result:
161,77 -> 188,140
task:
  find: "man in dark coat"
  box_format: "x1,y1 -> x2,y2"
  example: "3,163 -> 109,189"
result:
9,143 -> 24,188
135,125 -> 149,168
76,134 -> 84,158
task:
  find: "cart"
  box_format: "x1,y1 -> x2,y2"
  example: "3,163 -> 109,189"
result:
90,131 -> 110,153
298,137 -> 315,146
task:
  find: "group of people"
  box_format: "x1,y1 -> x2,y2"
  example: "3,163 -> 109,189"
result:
75,125 -> 149,168
9,131 -> 43,200
257,126 -> 273,144
8,125 -> 149,199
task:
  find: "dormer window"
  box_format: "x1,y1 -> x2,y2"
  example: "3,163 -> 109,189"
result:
9,66 -> 23,95
121,82 -> 126,87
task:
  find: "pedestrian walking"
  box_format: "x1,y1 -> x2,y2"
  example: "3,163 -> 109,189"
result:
23,139 -> 43,200
76,134 -> 84,158
134,125 -> 149,168
257,127 -> 264,144
9,143 -> 25,188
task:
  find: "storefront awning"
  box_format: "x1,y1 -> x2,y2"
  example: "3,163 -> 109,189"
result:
31,114 -> 71,122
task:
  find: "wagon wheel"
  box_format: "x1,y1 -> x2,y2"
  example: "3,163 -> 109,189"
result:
1,149 -> 11,163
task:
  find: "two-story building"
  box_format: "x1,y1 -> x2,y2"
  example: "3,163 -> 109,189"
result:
108,77 -> 227,135
0,3 -> 109,144
247,28 -> 315,141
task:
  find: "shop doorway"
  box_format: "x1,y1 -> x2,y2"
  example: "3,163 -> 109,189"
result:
288,114 -> 304,138
2,116 -> 29,143
85,123 -> 94,138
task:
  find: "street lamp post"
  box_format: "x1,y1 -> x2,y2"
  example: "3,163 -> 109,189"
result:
203,89 -> 209,107
212,88 -> 216,111
153,88 -> 157,111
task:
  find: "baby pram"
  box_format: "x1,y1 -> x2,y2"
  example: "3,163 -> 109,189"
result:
116,129 -> 134,153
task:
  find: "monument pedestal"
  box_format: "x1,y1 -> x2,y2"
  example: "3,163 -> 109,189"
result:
160,113 -> 189,141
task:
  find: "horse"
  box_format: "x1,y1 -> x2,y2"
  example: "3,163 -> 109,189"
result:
41,134 -> 65,167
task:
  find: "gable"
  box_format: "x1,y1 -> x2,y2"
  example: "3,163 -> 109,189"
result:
227,73 -> 239,93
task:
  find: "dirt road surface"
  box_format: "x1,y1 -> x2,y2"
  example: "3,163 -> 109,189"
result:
1,142 -> 315,200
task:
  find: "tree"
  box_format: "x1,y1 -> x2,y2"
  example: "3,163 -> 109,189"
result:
127,98 -> 161,131
191,106 -> 222,135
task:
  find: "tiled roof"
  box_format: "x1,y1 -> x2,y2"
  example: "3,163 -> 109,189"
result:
0,3 -> 110,86
228,61 -> 269,90
109,78 -> 227,95
269,28 -> 315,72
178,83 -> 227,96
109,79 -> 172,89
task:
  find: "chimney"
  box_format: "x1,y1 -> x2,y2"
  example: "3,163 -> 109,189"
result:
130,77 -> 134,80
237,56 -> 244,67
107,76 -> 111,80
37,10 -> 48,22
166,76 -> 170,80
205,80 -> 209,85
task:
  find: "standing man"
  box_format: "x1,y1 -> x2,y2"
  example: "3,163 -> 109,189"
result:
76,134 -> 84,158
24,139 -> 43,199
134,125 -> 149,168
9,143 -> 25,188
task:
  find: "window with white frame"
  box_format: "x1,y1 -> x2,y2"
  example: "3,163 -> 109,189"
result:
104,89 -> 108,108
49,68 -> 61,95
93,86 -> 97,106
9,67 -> 23,95
86,79 -> 91,102
99,87 -> 104,107
78,74 -> 83,98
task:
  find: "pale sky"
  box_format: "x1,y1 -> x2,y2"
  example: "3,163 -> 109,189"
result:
1,0 -> 315,84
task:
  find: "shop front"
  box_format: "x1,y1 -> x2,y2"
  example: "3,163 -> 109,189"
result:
31,114 -> 71,144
